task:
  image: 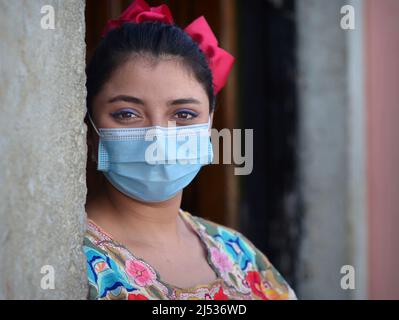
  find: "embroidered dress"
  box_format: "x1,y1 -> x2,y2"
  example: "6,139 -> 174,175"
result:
84,209 -> 297,300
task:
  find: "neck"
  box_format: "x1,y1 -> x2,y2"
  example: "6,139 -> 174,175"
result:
87,179 -> 184,245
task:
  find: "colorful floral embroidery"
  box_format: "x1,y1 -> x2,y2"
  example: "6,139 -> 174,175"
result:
83,209 -> 297,300
127,293 -> 149,300
209,247 -> 233,273
246,271 -> 278,300
214,286 -> 229,300
214,228 -> 256,270
84,241 -> 137,299
125,259 -> 157,287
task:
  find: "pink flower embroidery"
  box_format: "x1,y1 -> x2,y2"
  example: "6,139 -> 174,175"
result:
210,247 -> 233,273
125,259 -> 156,287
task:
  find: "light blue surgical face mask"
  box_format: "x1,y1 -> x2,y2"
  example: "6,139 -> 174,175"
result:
87,113 -> 213,203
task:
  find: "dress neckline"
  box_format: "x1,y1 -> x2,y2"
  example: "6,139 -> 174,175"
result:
86,209 -> 224,292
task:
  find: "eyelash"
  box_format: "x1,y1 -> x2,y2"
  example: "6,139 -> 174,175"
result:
110,110 -> 139,121
174,110 -> 199,120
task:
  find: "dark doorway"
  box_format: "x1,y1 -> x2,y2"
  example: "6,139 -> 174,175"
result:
238,0 -> 301,287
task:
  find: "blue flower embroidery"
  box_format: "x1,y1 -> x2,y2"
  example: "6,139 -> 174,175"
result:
214,228 -> 256,271
84,246 -> 136,298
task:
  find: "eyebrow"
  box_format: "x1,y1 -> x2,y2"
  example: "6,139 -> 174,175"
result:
108,95 -> 144,105
170,98 -> 201,106
107,95 -> 201,106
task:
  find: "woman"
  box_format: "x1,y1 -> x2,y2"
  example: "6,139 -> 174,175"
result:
84,0 -> 296,300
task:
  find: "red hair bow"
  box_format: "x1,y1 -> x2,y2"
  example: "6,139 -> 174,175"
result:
101,0 -> 235,94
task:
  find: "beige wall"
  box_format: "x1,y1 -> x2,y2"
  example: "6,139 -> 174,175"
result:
0,0 -> 88,299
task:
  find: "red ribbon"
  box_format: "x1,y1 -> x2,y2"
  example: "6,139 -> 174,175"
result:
101,0 -> 235,94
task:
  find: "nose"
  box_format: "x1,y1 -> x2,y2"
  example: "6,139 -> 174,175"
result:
146,115 -> 176,128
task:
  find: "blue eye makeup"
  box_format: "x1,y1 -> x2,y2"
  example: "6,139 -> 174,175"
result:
110,109 -> 139,120
174,109 -> 199,120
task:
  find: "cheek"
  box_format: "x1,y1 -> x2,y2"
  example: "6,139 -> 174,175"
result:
92,107 -> 113,129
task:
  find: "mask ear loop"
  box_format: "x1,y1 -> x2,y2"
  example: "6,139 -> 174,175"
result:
87,111 -> 100,136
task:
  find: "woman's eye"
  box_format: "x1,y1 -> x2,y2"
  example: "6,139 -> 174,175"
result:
174,110 -> 198,120
111,110 -> 138,120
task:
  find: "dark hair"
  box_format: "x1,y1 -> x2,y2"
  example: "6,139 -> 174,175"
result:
86,21 -> 215,115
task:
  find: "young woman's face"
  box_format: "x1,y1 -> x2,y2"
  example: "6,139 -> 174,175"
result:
91,55 -> 212,130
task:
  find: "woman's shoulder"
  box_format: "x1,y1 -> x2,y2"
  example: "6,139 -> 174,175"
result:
184,210 -> 271,270
183,210 -> 297,300
83,221 -> 139,300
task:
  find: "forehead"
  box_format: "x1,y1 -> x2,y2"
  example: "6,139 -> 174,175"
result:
101,55 -> 208,100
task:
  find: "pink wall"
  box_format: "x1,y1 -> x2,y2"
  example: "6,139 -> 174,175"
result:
366,0 -> 399,299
